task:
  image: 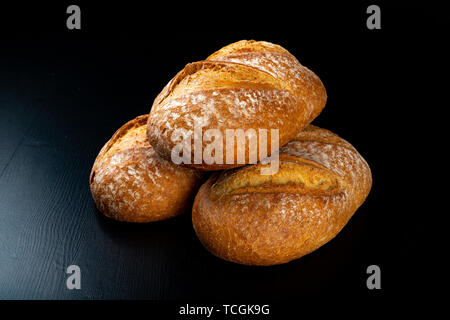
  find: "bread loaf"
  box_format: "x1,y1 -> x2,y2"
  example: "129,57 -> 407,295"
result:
147,40 -> 327,170
90,115 -> 205,222
192,125 -> 372,265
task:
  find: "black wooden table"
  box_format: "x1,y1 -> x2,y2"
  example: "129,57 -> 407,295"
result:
0,3 -> 436,305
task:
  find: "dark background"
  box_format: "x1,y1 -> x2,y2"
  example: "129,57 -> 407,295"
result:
0,0 -> 444,313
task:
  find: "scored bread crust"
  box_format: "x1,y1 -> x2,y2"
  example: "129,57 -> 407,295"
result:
192,125 -> 372,265
147,40 -> 327,170
90,115 -> 205,222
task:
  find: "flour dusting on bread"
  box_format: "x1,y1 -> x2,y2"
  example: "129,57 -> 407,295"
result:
90,115 -> 204,222
192,125 -> 371,265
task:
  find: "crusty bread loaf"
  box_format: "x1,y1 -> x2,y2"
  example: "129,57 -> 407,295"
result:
192,125 -> 372,265
147,40 -> 327,170
90,115 -> 205,222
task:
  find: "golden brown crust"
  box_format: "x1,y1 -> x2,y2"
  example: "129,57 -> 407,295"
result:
90,115 -> 205,222
147,40 -> 327,170
192,125 -> 372,265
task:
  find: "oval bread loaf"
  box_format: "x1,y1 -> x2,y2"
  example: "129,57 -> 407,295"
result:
192,125 -> 372,265
147,40 -> 327,170
90,115 -> 205,222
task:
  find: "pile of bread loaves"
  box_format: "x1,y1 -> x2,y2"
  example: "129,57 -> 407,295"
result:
90,40 -> 372,266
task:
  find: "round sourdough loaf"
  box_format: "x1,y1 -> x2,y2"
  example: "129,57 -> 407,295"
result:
147,40 -> 327,170
192,125 -> 372,265
90,115 -> 205,222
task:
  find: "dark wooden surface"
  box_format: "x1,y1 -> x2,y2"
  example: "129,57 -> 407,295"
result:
0,3 -> 440,302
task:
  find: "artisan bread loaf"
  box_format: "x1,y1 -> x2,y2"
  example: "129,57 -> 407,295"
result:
192,125 -> 372,265
90,115 -> 205,222
147,40 -> 327,170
